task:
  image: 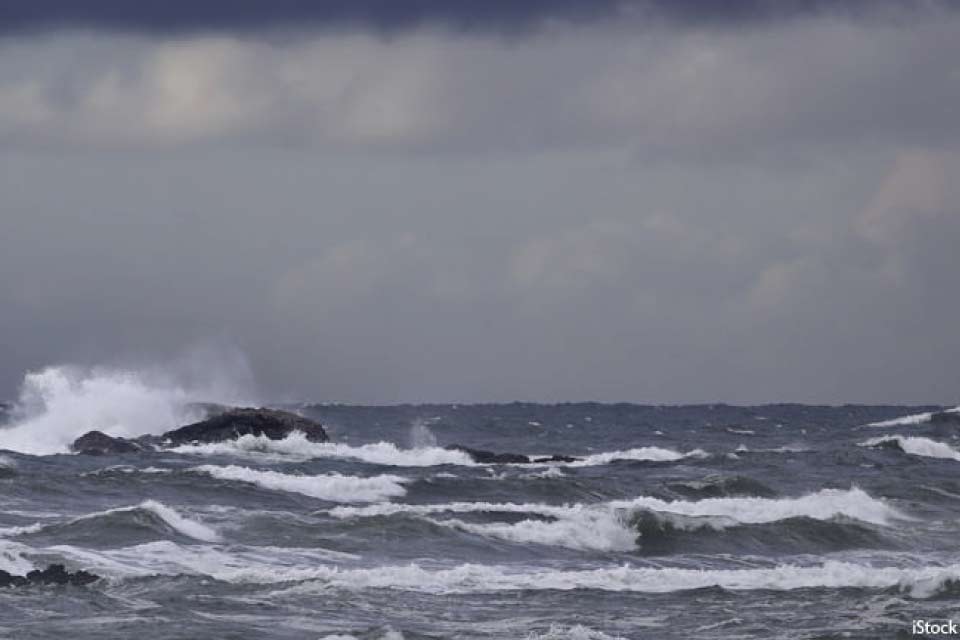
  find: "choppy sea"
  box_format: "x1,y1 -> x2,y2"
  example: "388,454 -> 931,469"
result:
2,381 -> 960,638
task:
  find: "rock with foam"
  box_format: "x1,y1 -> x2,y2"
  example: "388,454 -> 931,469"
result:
159,407 -> 328,445
0,564 -> 99,588
70,407 -> 328,454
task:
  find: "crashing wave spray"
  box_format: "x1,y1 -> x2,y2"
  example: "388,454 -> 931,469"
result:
408,420 -> 439,449
0,348 -> 257,456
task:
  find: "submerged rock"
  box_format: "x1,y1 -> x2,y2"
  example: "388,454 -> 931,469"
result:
446,445 -> 581,464
0,564 -> 99,587
445,445 -> 531,464
931,410 -> 960,426
160,408 -> 328,445
70,431 -> 143,455
869,438 -> 906,453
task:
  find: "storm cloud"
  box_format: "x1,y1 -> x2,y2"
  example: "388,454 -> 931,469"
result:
0,3 -> 957,404
0,0 -> 917,35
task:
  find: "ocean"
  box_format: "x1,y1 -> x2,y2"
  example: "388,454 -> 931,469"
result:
2,390 -> 960,638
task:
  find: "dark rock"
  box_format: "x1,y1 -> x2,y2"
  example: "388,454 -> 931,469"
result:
0,564 -> 99,587
70,431 -> 143,455
869,438 -> 905,453
931,410 -> 960,425
445,445 -> 531,464
446,445 -> 582,464
160,408 -> 328,445
0,571 -> 27,587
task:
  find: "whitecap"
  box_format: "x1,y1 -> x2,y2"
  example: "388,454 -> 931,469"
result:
174,432 -> 474,466
329,487 -> 903,552
194,465 -> 409,503
861,435 -> 960,461
867,406 -> 959,428
526,625 -> 628,640
0,359 -> 253,456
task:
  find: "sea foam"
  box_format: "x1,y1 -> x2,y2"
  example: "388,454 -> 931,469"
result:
0,354 -> 254,456
194,465 -> 409,503
35,539 -> 960,598
861,435 -> 960,461
329,487 -> 903,552
173,432 -> 701,468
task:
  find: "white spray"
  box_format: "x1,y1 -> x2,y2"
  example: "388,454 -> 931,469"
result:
0,347 -> 257,456
408,419 -> 439,449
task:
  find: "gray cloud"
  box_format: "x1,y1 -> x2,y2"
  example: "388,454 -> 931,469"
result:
0,10 -> 958,404
1,14 -> 958,156
0,1 -> 930,36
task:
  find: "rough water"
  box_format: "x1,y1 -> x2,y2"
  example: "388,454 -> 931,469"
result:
2,388 -> 960,638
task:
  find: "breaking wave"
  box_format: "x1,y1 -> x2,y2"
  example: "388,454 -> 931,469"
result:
328,488 -> 903,553
527,625 -> 627,640
173,433 -> 702,468
174,432 -> 476,466
2,500 -> 221,543
561,447 -> 707,466
860,435 -> 960,461
867,406 -> 959,428
0,353 -> 254,456
42,539 -> 960,599
194,465 -> 409,503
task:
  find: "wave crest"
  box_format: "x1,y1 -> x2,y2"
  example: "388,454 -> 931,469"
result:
194,464 -> 409,503
861,435 -> 960,461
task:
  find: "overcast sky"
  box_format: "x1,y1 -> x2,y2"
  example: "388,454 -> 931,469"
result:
1,1 -> 958,404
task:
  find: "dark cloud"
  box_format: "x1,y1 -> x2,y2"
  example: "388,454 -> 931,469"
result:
0,8 -> 958,404
0,0 -> 938,35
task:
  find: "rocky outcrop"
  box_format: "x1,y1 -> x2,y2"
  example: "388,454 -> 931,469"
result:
70,431 -> 144,455
930,410 -> 960,425
446,445 -> 531,464
0,564 -> 99,587
70,408 -> 328,454
446,445 -> 580,464
160,408 -> 328,445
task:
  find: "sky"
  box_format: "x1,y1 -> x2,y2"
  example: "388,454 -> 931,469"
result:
0,1 -> 958,404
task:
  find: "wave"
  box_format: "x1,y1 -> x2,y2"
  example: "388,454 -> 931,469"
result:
174,432 -> 476,466
611,487 -> 904,527
434,513 -> 637,552
666,475 -> 778,499
173,432 -> 702,468
0,455 -> 16,478
46,540 -> 355,581
320,632 -> 404,640
130,500 -> 221,542
31,539 -> 959,597
193,465 -> 409,503
627,511 -> 890,556
527,625 -> 627,640
67,538 -> 960,598
328,488 -> 903,553
860,435 -> 960,461
332,487 -> 901,527
3,500 -> 221,543
731,444 -> 810,455
560,447 -> 707,467
867,406 -> 958,428
0,539 -> 35,574
278,560 -> 960,598
0,357 -> 253,455
0,522 -> 46,537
